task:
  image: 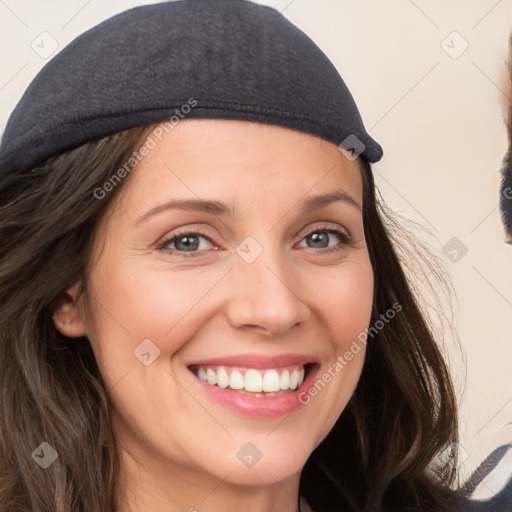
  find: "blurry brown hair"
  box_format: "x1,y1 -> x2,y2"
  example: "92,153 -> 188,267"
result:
499,33 -> 512,242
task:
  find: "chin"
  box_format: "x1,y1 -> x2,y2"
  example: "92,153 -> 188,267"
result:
230,438 -> 312,484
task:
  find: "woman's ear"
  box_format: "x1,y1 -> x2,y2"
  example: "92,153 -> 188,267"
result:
52,281 -> 88,338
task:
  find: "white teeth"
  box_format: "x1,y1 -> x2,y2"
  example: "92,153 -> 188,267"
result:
280,369 -> 290,390
206,368 -> 217,385
197,367 -> 207,381
263,369 -> 281,392
289,369 -> 299,390
217,366 -> 229,388
229,369 -> 244,390
244,369 -> 263,392
194,365 -> 307,394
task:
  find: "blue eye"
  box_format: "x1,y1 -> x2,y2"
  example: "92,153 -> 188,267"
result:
299,226 -> 352,250
158,231 -> 216,256
157,224 -> 353,257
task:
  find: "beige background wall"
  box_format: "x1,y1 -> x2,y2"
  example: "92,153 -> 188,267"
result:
1,0 -> 511,491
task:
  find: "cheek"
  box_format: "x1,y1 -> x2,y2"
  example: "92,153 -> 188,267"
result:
315,258 -> 374,350
300,259 -> 373,427
83,260 -> 227,431
87,259 -> 224,351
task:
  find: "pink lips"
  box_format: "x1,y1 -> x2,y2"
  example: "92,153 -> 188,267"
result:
187,353 -> 319,418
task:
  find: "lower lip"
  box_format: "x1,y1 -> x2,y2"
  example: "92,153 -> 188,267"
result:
189,365 -> 319,418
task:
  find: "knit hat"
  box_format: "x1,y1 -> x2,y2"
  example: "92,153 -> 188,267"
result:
0,0 -> 383,173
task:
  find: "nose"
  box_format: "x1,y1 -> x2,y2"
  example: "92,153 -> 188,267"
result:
223,242 -> 309,336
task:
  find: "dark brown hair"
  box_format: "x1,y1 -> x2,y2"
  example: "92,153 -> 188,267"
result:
0,124 -> 463,511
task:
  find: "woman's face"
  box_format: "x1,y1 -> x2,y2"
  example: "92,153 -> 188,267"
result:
59,119 -> 373,500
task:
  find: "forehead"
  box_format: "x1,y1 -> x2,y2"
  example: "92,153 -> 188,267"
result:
112,119 -> 364,215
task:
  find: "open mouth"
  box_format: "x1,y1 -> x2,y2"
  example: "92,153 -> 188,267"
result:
188,363 -> 315,397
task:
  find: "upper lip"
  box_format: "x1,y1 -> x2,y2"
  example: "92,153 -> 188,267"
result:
187,353 -> 318,369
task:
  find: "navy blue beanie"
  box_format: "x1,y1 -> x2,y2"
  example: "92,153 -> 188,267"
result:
0,0 -> 383,173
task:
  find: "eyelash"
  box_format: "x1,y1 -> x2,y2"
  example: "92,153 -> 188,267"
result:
156,224 -> 354,258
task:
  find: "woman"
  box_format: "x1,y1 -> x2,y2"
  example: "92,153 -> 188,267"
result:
0,1 -> 503,511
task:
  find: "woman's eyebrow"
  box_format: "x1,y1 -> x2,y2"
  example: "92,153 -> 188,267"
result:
133,190 -> 361,227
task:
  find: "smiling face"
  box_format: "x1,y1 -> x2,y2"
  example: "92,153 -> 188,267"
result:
55,119 -> 374,507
